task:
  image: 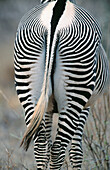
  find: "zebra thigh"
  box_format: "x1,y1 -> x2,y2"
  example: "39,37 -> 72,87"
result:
69,107 -> 90,169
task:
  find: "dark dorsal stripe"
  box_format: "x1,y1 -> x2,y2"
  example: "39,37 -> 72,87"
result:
48,0 -> 67,93
45,0 -> 67,93
48,0 -> 67,68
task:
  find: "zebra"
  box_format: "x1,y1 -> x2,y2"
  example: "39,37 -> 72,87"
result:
14,0 -> 109,169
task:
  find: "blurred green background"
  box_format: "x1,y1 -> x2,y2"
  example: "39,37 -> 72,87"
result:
0,0 -> 110,169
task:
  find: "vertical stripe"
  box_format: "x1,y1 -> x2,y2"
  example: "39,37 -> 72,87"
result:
48,0 -> 67,69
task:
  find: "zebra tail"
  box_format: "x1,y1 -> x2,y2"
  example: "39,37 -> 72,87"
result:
20,2 -> 57,151
20,32 -> 53,151
20,90 -> 49,150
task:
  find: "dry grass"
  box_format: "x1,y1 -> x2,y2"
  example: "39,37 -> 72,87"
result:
82,87 -> 110,170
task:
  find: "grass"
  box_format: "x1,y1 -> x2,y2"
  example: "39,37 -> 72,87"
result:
82,87 -> 110,170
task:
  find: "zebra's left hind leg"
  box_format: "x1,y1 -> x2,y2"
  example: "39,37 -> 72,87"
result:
69,107 -> 90,169
50,109 -> 80,170
34,112 -> 53,169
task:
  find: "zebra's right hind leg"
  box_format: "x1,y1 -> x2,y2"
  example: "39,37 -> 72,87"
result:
33,112 -> 53,169
69,107 -> 90,169
33,96 -> 54,169
33,118 -> 48,169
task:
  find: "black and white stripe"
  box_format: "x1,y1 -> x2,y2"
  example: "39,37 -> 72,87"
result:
14,0 -> 109,169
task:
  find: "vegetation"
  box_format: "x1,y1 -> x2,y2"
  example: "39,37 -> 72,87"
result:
83,89 -> 110,170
